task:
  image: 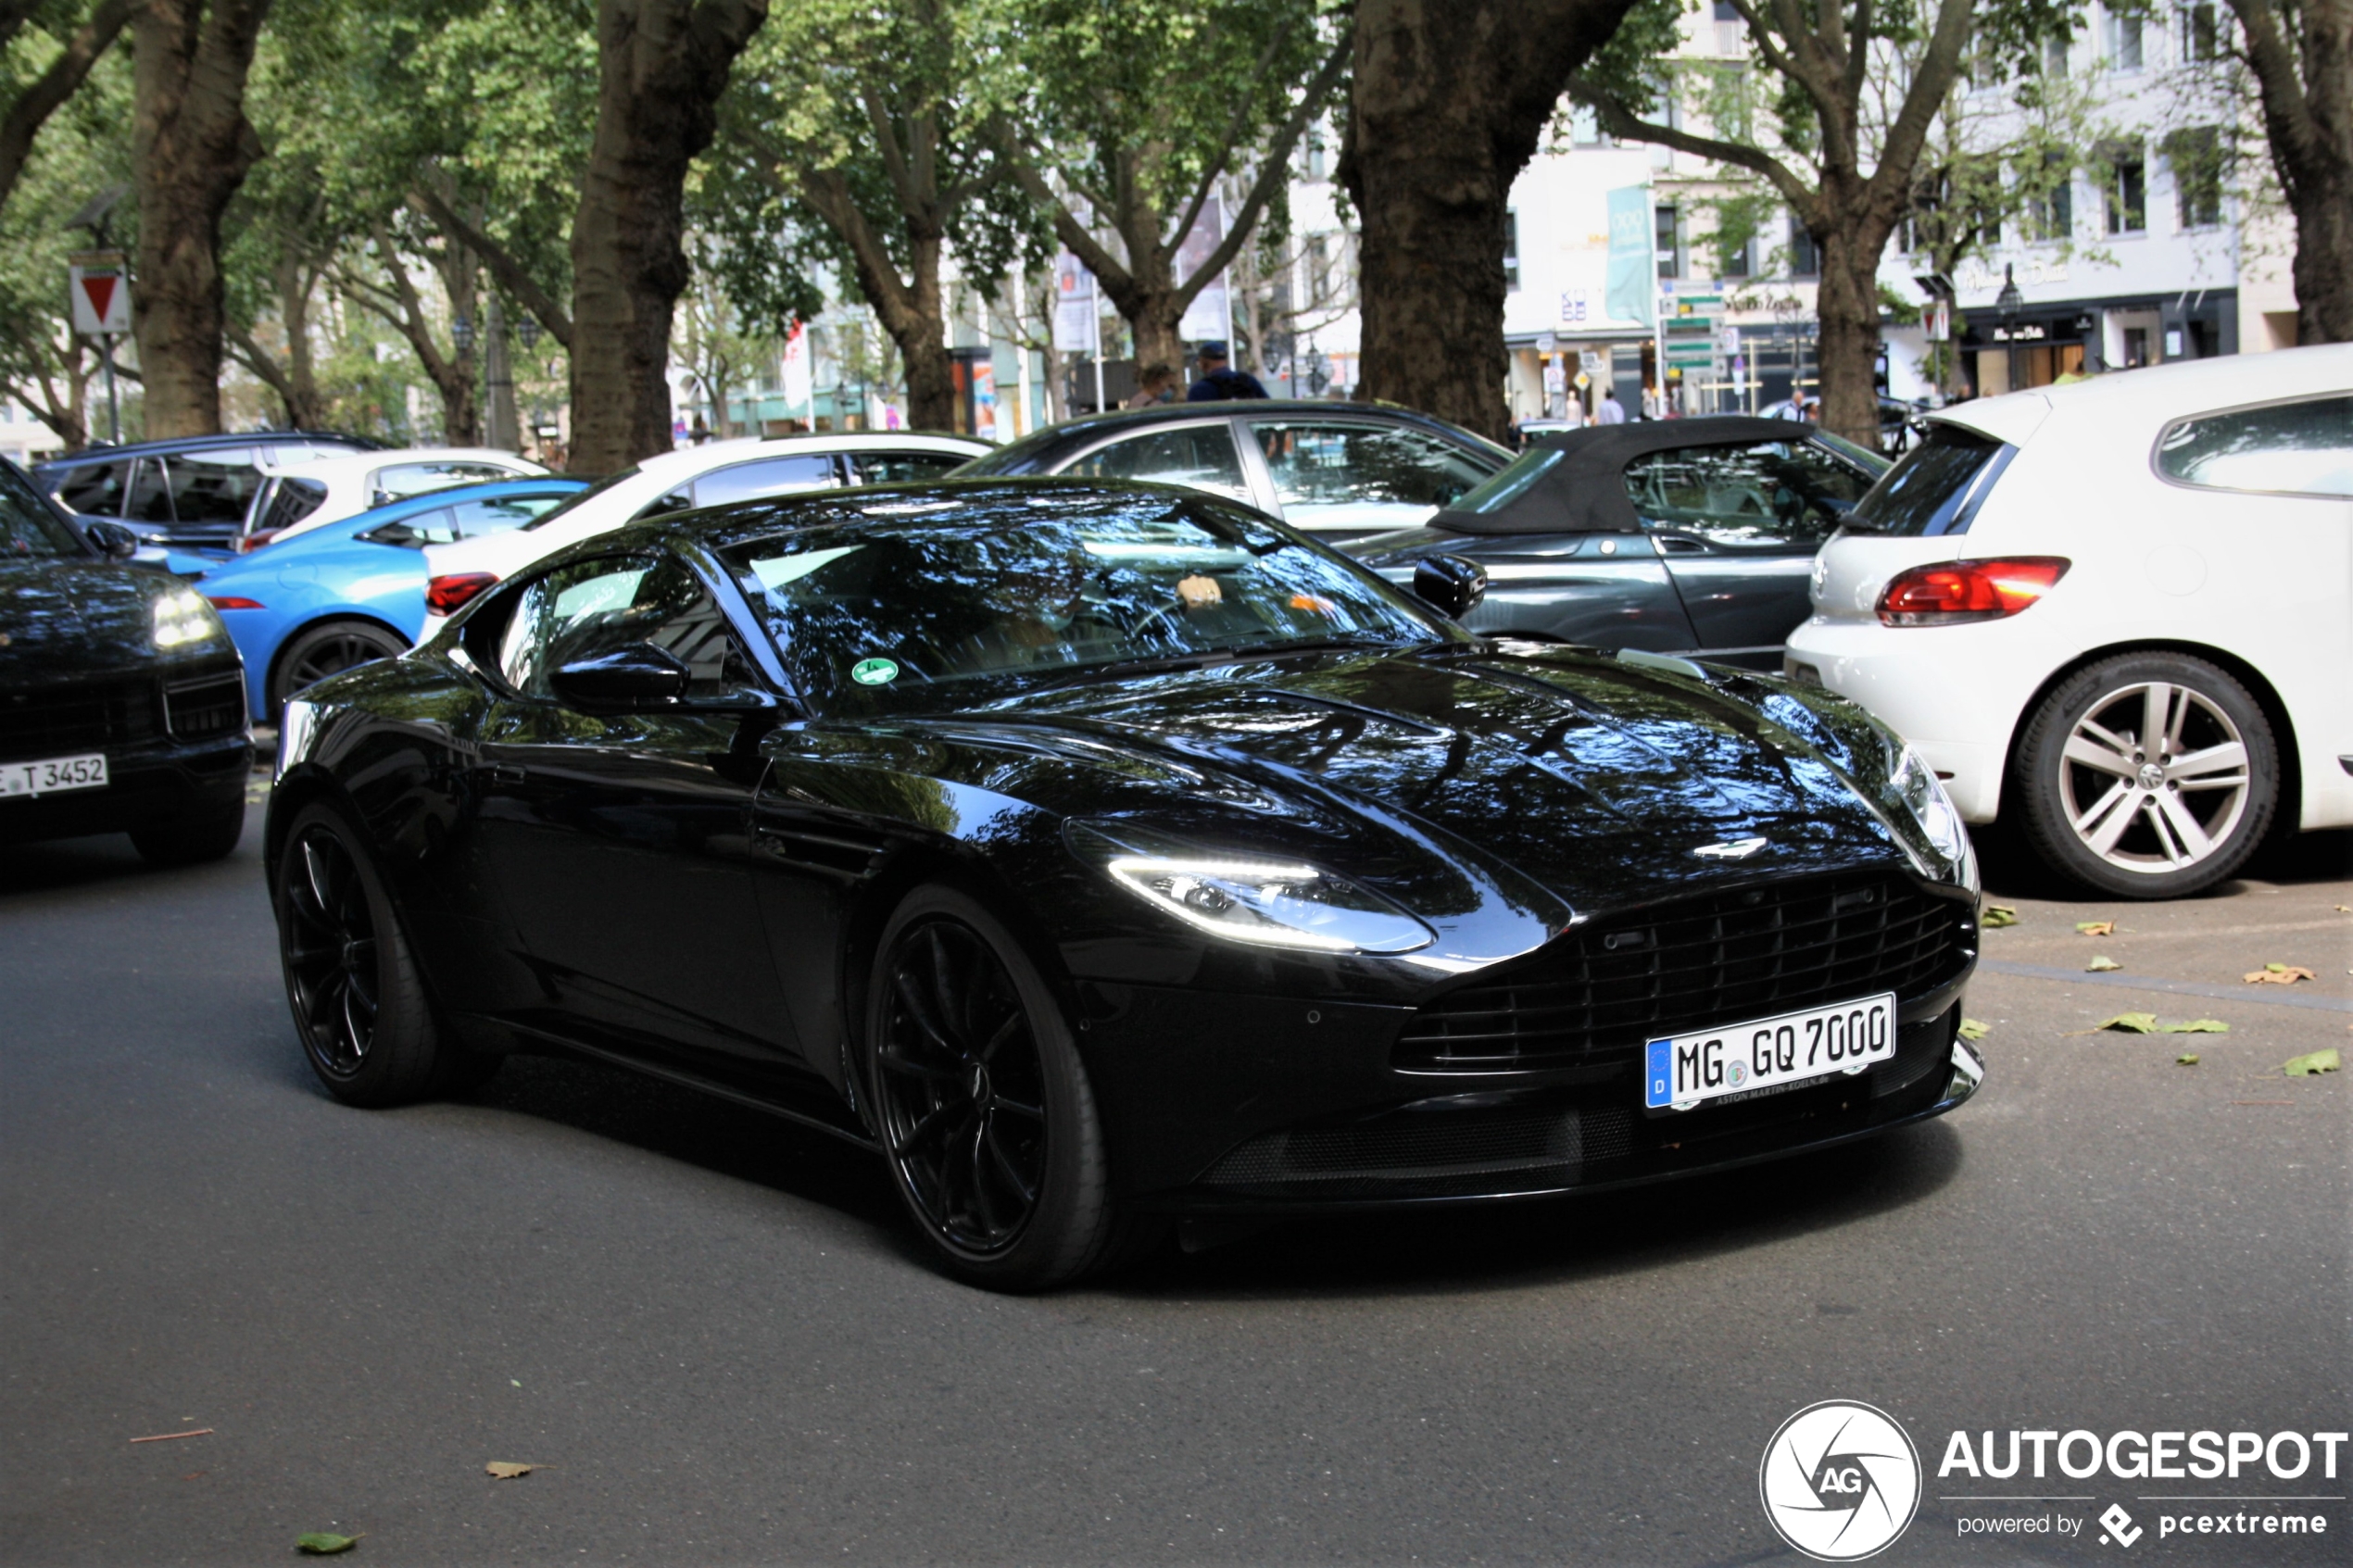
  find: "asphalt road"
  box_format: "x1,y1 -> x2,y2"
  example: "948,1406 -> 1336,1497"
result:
4,803 -> 2347,1567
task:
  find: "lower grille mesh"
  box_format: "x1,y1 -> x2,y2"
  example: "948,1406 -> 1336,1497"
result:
1395,872 -> 1971,1073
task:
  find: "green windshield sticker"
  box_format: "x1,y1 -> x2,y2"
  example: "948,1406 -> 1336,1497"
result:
850,657 -> 900,686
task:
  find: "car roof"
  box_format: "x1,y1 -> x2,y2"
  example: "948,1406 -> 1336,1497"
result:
624,432 -> 990,482
1933,342 -> 2353,448
33,431 -> 377,472
259,446 -> 537,482
970,399 -> 1511,470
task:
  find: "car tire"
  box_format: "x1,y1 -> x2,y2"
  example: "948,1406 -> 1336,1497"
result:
271,620 -> 408,715
274,801 -> 450,1106
861,884 -> 1125,1291
2013,652 -> 2278,899
130,798 -> 245,865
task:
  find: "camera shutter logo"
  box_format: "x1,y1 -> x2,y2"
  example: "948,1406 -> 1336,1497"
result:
1758,1400 -> 1922,1561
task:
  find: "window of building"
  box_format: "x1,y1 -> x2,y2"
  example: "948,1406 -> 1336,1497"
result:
2029,152 -> 2074,242
2183,3 -> 2221,60
2168,127 -> 2223,228
1787,214 -> 1819,277
1655,204 -> 1680,281
1503,211 -> 1520,293
2043,32 -> 2070,75
2107,11 -> 2144,69
2102,141 -> 2146,234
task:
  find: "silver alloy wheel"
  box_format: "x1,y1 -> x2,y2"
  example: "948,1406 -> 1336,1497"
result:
2057,680 -> 2251,874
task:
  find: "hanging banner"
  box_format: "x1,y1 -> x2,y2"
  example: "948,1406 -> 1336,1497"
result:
1176,194 -> 1229,345
780,320 -> 812,413
1604,187 -> 1655,328
69,250 -> 131,335
1052,251 -> 1099,355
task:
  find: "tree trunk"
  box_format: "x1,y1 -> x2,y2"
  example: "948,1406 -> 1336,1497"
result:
275,254 -> 323,429
1812,232 -> 1885,446
2230,0 -> 2353,343
1342,0 -> 1642,442
569,0 -> 768,470
129,0 -> 274,439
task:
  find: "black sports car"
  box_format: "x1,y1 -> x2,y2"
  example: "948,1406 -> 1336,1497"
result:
267,479 -> 1983,1289
1,459 -> 252,861
1358,418 -> 1888,671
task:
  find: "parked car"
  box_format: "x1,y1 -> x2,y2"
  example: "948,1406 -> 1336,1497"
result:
195,477 -> 589,721
1785,343 -> 2353,897
270,476 -> 1983,1290
0,458 -> 251,862
953,400 -> 1511,546
416,432 -> 989,635
33,432 -> 378,553
238,446 -> 547,553
1357,417 -> 1888,670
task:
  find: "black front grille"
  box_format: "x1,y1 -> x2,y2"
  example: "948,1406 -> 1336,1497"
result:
163,673 -> 246,739
0,679 -> 157,759
1396,872 -> 1972,1073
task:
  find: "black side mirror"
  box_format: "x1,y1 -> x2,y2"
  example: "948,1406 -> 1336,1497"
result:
83,519 -> 139,561
548,642 -> 691,711
1413,553 -> 1487,620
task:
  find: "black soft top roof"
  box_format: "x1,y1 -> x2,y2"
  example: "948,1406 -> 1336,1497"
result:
1434,416 -> 1817,534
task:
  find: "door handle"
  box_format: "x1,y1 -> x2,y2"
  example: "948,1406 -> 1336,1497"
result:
484,762 -> 526,785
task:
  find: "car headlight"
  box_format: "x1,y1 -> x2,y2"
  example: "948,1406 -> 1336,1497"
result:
152,587 -> 223,649
1890,743 -> 1978,892
1070,823 -> 1433,954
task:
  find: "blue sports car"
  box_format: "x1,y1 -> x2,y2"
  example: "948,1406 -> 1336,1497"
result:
195,477 -> 588,721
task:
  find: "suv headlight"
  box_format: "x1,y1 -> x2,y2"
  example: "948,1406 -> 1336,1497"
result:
1890,744 -> 1977,892
152,587 -> 223,649
1070,823 -> 1433,954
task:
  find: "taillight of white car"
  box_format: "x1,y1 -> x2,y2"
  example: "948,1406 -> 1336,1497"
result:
425,572 -> 498,617
1875,557 -> 2070,627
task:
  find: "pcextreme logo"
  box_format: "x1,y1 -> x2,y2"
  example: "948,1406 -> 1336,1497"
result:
1760,1400 -> 1924,1561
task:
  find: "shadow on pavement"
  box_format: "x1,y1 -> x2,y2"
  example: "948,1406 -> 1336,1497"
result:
1976,819 -> 2353,902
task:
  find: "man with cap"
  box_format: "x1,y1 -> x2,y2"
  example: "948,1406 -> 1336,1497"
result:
1185,340 -> 1268,401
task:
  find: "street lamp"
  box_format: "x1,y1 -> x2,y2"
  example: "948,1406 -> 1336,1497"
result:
451,313 -> 474,354
516,315 -> 540,351
1995,263 -> 2022,394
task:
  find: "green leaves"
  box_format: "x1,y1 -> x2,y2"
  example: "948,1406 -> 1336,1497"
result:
1957,1018 -> 1990,1041
2078,1013 -> 2229,1035
2085,954 -> 2121,972
296,1533 -> 359,1554
2282,1048 -> 2341,1077
1981,905 -> 2019,928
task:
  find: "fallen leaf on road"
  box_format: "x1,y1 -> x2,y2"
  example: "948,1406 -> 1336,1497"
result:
2175,1054 -> 2199,1066
2078,1012 -> 2158,1034
296,1534 -> 360,1555
1982,906 -> 2019,928
2075,921 -> 2116,936
1958,1018 -> 1990,1041
2244,964 -> 2315,985
2282,1048 -> 2341,1077
2166,1019 -> 2229,1033
484,1461 -> 541,1480
2086,955 -> 2121,972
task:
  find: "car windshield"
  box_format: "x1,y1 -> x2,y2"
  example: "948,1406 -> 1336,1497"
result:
1844,424 -> 2007,535
1,463 -> 84,558
718,488 -> 1457,713
1447,447 -> 1563,514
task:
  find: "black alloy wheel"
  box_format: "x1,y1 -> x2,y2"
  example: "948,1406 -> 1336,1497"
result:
275,801 -> 477,1104
863,886 -> 1123,1289
271,620 -> 408,713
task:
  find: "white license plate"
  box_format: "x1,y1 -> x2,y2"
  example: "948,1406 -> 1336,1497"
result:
0,752 -> 109,798
1644,992 -> 1897,1111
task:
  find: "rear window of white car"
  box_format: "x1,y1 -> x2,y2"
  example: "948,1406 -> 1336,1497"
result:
2156,393 -> 2353,498
1844,425 -> 2011,536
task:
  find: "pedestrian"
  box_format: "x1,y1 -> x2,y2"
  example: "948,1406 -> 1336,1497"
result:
1596,386 -> 1627,424
1185,341 -> 1268,401
1125,362 -> 1178,408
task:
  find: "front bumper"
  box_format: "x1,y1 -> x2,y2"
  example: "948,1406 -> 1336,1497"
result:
0,731 -> 250,845
1079,969 -> 1978,1213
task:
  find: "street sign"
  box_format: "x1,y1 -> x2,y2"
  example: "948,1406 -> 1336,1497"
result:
1579,349 -> 1602,376
1663,340 -> 1716,368
1925,299 -> 1951,342
1052,250 -> 1099,355
1723,325 -> 1743,353
1535,332 -> 1556,354
69,250 -> 129,335
1665,292 -> 1725,320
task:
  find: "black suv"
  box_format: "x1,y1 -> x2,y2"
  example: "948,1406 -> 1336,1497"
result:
34,432 -> 378,552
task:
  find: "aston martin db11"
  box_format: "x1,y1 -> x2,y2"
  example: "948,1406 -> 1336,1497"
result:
267,478 -> 1983,1289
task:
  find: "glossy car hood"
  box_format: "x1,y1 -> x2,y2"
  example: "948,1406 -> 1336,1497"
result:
930,645 -> 1913,919
0,558 -> 174,677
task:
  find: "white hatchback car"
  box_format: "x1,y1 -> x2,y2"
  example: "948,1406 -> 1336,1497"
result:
419,432 -> 989,632
1785,343 -> 2352,897
244,447 -> 547,551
